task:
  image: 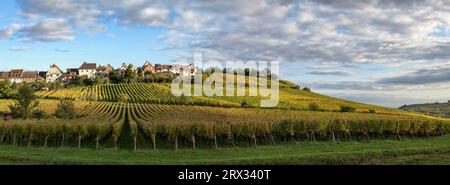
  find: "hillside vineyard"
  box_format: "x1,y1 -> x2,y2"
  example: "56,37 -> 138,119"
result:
1,101 -> 449,149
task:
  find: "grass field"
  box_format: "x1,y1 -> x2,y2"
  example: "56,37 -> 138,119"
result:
1,134 -> 450,165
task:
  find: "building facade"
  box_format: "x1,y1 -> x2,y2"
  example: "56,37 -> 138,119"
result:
96,64 -> 114,78
142,61 -> 156,75
78,62 -> 97,79
46,64 -> 63,83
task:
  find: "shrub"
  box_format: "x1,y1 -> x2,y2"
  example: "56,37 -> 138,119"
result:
179,94 -> 189,105
308,102 -> 321,111
340,105 -> 356,112
368,109 -> 376,113
303,87 -> 311,92
117,93 -> 129,102
241,99 -> 250,107
32,108 -> 47,120
86,92 -> 98,101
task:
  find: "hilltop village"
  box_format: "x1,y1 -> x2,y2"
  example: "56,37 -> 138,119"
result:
0,62 -> 198,85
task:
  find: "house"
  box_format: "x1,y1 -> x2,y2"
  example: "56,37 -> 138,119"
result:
38,71 -> 47,79
96,64 -> 113,78
155,64 -> 172,73
46,64 -> 63,82
155,64 -> 198,76
62,68 -> 78,82
170,64 -> 187,75
142,61 -> 156,75
0,72 -> 9,81
21,71 -> 43,83
78,62 -> 97,79
118,63 -> 137,78
118,63 -> 127,78
9,69 -> 24,83
0,70 -> 43,83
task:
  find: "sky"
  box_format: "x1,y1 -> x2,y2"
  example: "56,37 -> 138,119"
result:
1,0 -> 450,107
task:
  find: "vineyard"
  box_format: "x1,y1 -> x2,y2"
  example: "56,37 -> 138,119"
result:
35,83 -> 419,114
36,83 -> 179,103
1,102 -> 449,150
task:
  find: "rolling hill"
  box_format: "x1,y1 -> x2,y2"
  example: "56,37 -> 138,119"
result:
34,81 -> 420,116
0,80 -> 449,151
400,101 -> 450,118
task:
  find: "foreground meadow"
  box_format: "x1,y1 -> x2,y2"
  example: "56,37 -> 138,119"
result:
0,134 -> 449,165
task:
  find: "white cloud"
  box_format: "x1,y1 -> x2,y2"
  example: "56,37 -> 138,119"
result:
18,19 -> 75,42
0,23 -> 23,39
9,46 -> 28,51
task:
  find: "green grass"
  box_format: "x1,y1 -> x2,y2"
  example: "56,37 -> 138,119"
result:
1,134 -> 450,165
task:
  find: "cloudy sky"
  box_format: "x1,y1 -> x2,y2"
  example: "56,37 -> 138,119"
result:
1,0 -> 450,107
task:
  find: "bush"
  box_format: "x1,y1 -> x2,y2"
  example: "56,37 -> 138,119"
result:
241,99 -> 250,107
117,93 -> 129,102
369,109 -> 376,113
179,94 -> 189,105
303,87 -> 311,92
86,92 -> 98,101
340,105 -> 356,112
308,102 -> 321,111
54,100 -> 76,119
32,108 -> 47,120
0,80 -> 12,99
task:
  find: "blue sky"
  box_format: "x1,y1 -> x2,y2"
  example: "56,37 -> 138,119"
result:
1,0 -> 450,107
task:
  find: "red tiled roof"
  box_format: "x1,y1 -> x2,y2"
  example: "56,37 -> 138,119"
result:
0,72 -> 9,79
49,64 -> 63,72
155,64 -> 171,70
79,62 -> 97,69
9,69 -> 23,78
21,71 -> 38,79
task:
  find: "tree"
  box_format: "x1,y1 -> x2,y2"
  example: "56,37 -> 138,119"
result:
340,105 -> 356,113
94,77 -> 105,85
303,87 -> 311,92
0,80 -> 12,99
108,71 -> 120,84
8,83 -> 39,119
124,65 -> 137,83
54,100 -> 77,119
241,99 -> 250,107
83,77 -> 94,86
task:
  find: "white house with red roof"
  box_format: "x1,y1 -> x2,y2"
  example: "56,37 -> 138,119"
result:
46,64 -> 63,82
